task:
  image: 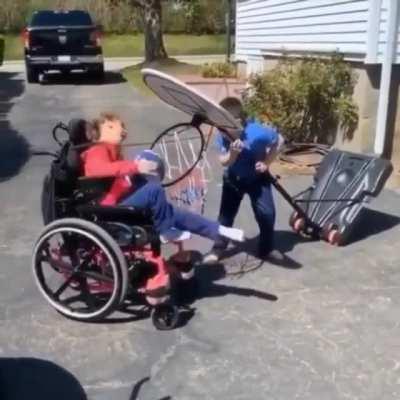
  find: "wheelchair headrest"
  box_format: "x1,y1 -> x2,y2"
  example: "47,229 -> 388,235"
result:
68,119 -> 90,147
64,119 -> 91,176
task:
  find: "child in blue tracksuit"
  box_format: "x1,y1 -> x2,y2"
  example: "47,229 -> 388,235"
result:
204,97 -> 284,262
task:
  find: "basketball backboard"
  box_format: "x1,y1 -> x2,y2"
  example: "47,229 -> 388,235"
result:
142,68 -> 242,139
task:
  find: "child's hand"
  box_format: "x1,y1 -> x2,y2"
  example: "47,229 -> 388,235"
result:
230,139 -> 243,155
137,159 -> 158,175
255,161 -> 268,174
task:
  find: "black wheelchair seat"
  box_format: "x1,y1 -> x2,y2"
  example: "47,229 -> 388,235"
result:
65,119 -> 91,177
75,176 -> 114,201
43,118 -> 155,230
68,118 -> 89,146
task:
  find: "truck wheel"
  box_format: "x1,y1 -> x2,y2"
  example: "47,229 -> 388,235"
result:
26,65 -> 39,83
91,64 -> 105,82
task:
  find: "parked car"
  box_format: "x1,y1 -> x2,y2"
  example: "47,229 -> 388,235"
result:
22,10 -> 104,83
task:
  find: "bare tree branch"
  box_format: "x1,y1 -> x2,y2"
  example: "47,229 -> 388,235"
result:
129,0 -> 148,8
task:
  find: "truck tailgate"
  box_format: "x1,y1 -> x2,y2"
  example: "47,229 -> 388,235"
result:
29,27 -> 99,56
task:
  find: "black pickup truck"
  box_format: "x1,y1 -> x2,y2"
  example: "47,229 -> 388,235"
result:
23,10 -> 104,83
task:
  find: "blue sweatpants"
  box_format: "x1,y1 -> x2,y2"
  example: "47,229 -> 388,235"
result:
214,171 -> 276,254
120,179 -> 220,240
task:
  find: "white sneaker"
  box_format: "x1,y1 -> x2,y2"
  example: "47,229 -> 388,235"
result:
218,226 -> 245,242
202,251 -> 221,264
160,228 -> 191,244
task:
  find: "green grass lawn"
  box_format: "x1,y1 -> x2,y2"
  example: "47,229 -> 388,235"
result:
0,33 -> 225,61
1,34 -> 23,61
122,58 -> 202,96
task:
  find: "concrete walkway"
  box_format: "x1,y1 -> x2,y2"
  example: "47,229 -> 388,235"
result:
0,54 -> 226,73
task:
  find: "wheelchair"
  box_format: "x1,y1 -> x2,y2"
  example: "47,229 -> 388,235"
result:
32,119 -> 198,330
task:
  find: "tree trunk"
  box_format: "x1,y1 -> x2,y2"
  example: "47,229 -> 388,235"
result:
143,0 -> 168,62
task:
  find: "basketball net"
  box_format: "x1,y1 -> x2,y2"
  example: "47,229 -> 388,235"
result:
156,128 -> 214,215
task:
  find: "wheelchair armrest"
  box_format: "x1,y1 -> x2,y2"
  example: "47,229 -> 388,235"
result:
76,176 -> 115,191
76,204 -> 153,224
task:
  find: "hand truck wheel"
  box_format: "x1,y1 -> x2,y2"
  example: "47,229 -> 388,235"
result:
321,224 -> 341,246
289,211 -> 306,234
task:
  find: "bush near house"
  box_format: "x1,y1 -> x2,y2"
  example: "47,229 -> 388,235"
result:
243,54 -> 359,144
201,62 -> 236,78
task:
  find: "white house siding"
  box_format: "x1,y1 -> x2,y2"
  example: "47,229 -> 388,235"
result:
234,0 -> 400,171
377,0 -> 400,63
236,0 -> 400,68
235,0 -> 371,67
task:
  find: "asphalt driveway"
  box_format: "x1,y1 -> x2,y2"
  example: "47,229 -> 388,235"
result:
0,67 -> 400,400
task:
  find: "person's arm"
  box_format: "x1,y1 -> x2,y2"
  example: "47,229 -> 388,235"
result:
264,133 -> 285,166
83,146 -> 139,177
255,133 -> 285,174
219,139 -> 243,166
219,152 -> 235,167
216,130 -> 243,167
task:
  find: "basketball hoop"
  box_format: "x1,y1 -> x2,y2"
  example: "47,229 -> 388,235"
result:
151,123 -> 213,215
143,68 -> 240,215
168,167 -> 207,214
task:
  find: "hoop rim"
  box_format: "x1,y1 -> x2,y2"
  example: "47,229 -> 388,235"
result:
150,122 -> 205,188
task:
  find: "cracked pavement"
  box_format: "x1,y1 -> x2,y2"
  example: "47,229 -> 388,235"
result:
0,68 -> 400,400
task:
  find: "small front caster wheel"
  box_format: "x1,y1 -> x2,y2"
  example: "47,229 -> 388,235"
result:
151,304 -> 180,330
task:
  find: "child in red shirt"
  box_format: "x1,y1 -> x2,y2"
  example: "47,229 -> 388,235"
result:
81,112 -> 244,244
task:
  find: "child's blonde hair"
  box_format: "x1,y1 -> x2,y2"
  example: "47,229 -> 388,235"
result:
89,112 -> 125,141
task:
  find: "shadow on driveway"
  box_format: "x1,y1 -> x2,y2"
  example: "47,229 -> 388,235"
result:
218,234 -> 304,270
347,207 -> 400,245
129,377 -> 171,400
198,263 -> 278,301
0,357 -> 87,400
0,358 -> 172,400
0,72 -> 30,182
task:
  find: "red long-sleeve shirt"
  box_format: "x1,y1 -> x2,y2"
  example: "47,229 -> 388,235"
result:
82,143 -> 170,299
81,143 -> 139,205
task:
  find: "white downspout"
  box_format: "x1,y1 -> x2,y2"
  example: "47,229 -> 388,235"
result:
374,0 -> 400,155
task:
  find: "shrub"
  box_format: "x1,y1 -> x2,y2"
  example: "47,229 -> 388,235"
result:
0,0 -> 30,32
243,54 -> 359,144
202,62 -> 236,78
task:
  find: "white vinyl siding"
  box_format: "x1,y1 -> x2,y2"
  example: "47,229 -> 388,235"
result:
377,0 -> 400,63
236,0 -> 370,61
235,0 -> 400,64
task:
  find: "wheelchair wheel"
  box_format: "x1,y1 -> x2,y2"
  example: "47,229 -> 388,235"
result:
32,218 -> 129,321
151,304 -> 179,331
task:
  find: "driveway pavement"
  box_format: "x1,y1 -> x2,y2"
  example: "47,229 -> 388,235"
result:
0,65 -> 400,400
